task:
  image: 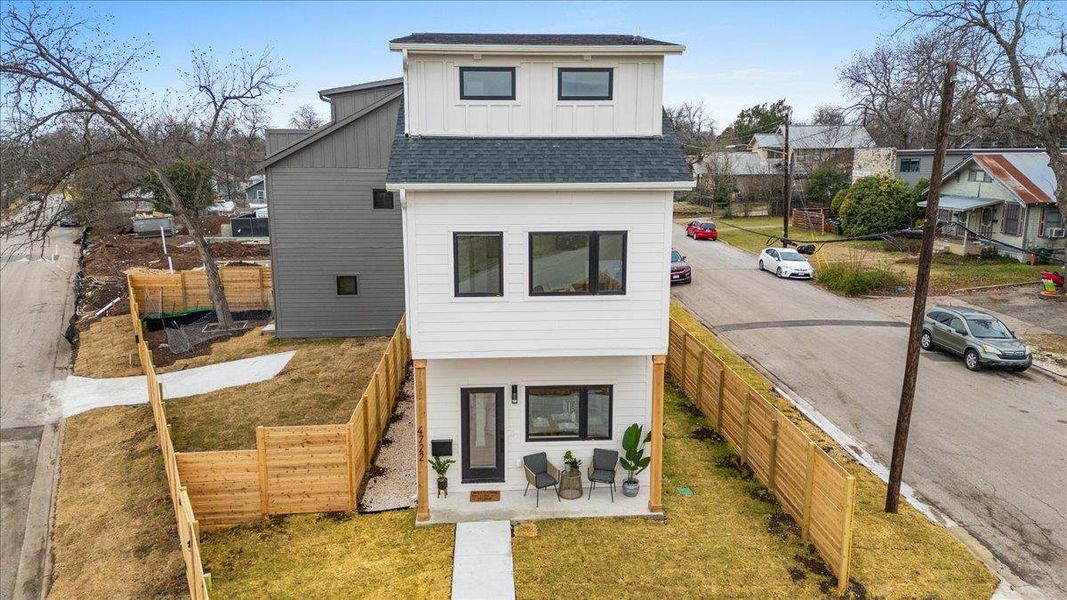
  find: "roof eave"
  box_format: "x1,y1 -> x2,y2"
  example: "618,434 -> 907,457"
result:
385,181 -> 695,192
388,42 -> 685,55
318,77 -> 404,97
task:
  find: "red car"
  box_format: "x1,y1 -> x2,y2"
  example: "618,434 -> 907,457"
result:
686,220 -> 718,240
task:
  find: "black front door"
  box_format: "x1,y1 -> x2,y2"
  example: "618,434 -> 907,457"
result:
460,387 -> 505,483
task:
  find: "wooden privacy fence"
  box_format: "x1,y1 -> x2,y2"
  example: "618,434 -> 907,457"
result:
667,318 -> 857,593
128,284 -> 211,599
792,208 -> 836,234
176,319 -> 410,528
127,265 -> 272,315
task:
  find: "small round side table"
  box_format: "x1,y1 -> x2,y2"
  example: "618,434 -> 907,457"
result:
558,469 -> 583,500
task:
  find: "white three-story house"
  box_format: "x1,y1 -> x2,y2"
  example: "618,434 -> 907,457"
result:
385,33 -> 692,522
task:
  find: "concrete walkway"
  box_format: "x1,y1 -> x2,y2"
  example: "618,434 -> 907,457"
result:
451,521 -> 515,600
58,350 -> 296,416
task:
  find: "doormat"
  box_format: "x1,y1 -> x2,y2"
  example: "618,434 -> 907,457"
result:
470,490 -> 500,502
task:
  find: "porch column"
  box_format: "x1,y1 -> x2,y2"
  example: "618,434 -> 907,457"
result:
414,359 -> 430,522
649,355 -> 666,513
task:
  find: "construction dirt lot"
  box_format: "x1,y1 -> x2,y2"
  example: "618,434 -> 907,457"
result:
78,233 -> 270,323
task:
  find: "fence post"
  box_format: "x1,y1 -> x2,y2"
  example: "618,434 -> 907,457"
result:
346,421 -> 357,510
384,348 -> 394,403
801,441 -> 816,541
716,365 -> 725,429
680,332 -> 690,386
362,395 -> 373,464
695,347 -> 705,413
180,272 -> 188,312
740,392 -> 751,465
767,418 -> 779,493
374,371 -> 386,435
256,427 -> 269,517
837,475 -> 857,593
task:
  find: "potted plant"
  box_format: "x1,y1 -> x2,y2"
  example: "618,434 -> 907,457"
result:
619,423 -> 652,497
562,450 -> 582,473
428,456 -> 455,497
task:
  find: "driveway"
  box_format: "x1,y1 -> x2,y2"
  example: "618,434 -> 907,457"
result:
1,223 -> 79,600
671,223 -> 1066,597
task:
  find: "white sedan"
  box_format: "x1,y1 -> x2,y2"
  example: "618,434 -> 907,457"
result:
757,247 -> 814,279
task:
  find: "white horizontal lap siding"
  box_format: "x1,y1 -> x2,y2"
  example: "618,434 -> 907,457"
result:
425,356 -> 652,494
404,190 -> 673,359
406,52 -> 663,137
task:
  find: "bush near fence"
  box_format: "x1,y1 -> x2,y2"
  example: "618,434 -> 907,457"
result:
667,317 -> 857,593
126,276 -> 410,598
128,265 -> 272,315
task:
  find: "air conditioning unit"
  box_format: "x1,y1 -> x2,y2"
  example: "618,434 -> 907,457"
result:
1048,227 -> 1066,238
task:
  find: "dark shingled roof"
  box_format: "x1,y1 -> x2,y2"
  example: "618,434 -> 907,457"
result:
386,107 -> 692,185
390,33 -> 679,47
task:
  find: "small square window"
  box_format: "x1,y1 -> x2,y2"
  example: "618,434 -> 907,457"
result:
336,275 -> 358,295
373,189 -> 394,210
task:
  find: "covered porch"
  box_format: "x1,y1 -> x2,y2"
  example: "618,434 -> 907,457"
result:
426,485 -> 655,525
919,195 -> 1002,256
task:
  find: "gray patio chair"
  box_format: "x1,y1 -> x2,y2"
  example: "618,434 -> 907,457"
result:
522,452 -> 561,507
587,448 -> 618,502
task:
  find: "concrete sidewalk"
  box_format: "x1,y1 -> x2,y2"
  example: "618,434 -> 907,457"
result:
58,350 -> 296,416
451,521 -> 515,600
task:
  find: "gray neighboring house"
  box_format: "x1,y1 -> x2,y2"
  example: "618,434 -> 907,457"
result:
261,77 -> 404,338
895,147 -> 1049,186
244,175 -> 266,202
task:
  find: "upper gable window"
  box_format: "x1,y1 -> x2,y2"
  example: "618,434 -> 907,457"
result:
558,68 -> 613,101
967,169 -> 992,183
459,67 -> 515,100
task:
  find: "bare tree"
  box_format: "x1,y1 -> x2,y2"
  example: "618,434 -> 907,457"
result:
288,103 -> 325,129
897,0 -> 1067,271
1,3 -> 287,327
811,105 -> 847,126
666,101 -> 717,173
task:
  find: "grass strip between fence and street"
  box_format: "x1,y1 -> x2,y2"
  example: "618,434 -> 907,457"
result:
667,314 -> 857,593
126,276 -> 410,599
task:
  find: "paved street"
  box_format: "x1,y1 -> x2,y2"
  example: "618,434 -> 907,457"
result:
1,224 -> 79,600
671,223 -> 1067,597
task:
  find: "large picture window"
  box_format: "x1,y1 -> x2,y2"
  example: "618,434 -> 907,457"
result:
529,231 -> 626,296
558,68 -> 613,101
454,232 -> 504,297
526,385 -> 612,441
459,67 -> 516,100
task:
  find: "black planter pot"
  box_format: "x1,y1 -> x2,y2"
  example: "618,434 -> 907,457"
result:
437,477 -> 448,490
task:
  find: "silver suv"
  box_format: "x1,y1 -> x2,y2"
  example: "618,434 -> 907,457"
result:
921,306 -> 1032,372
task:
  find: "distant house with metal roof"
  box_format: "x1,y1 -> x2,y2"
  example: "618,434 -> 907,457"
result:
260,77 -> 404,338
692,151 -> 782,202
749,124 -> 875,174
917,151 -> 1064,261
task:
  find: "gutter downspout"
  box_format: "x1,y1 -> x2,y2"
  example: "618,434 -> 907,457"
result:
402,49 -> 410,136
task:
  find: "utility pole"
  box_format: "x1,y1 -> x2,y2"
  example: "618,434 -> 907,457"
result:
781,111 -> 791,247
885,62 -> 956,513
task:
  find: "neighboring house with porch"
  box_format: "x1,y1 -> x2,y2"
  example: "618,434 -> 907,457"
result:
385,32 -> 692,523
260,77 -> 405,338
918,151 -> 1065,261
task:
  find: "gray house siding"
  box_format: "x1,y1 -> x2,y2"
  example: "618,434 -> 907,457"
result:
267,129 -> 313,154
896,151 -> 970,186
328,83 -> 402,121
245,179 -> 266,201
265,94 -> 403,338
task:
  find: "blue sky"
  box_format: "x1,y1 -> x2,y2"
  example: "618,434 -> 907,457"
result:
90,1 -> 904,130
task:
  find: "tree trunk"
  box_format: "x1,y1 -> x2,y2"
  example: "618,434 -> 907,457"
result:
1042,148 -> 1067,293
154,171 -> 235,328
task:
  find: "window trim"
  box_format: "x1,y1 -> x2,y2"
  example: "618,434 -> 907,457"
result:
335,275 -> 359,296
453,232 -> 505,298
525,385 -> 613,442
900,158 -> 920,173
372,188 -> 395,210
528,230 -> 627,297
459,66 -> 516,101
1001,203 -> 1023,236
557,67 -> 614,101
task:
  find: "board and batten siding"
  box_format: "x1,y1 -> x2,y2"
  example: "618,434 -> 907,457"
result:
404,53 -> 663,137
265,96 -> 404,338
424,355 -> 652,498
267,129 -> 313,154
403,190 -> 674,359
327,83 -> 403,121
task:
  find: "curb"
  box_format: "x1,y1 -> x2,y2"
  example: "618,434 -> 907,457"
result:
13,419 -> 64,600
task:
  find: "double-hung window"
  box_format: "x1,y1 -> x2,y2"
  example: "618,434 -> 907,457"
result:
558,68 -> 613,101
526,385 -> 612,441
529,231 -> 626,295
1001,203 -> 1023,236
459,67 -> 515,100
454,232 -> 504,297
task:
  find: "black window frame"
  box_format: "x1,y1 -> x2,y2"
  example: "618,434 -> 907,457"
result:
528,230 -> 627,297
900,158 -> 921,173
459,66 -> 516,101
525,384 -> 613,442
557,67 -> 614,101
453,231 -> 505,298
335,275 -> 359,296
372,189 -> 395,210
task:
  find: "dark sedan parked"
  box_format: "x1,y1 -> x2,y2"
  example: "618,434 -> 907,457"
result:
670,249 -> 691,284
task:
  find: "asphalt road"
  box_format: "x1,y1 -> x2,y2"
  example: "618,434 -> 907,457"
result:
671,223 -> 1066,597
1,223 -> 78,600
